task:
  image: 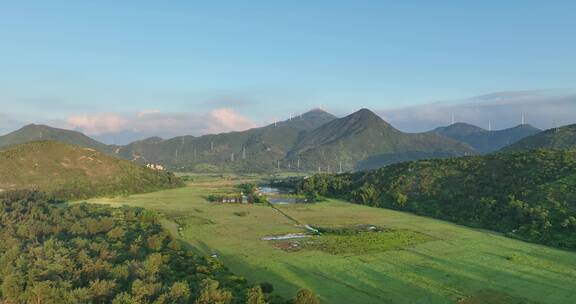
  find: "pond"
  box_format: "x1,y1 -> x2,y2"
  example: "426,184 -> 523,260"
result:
258,186 -> 293,195
258,186 -> 306,204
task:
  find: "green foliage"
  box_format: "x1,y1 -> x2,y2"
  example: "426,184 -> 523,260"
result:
0,141 -> 184,200
194,279 -> 232,304
251,195 -> 268,204
293,289 -> 320,304
300,229 -> 431,255
0,191 -> 248,303
299,149 -> 576,249
246,285 -> 266,304
237,183 -> 257,195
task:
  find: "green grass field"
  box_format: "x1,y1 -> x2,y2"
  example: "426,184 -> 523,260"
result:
83,176 -> 576,304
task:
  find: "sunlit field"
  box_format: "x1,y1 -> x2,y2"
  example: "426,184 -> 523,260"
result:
84,176 -> 576,304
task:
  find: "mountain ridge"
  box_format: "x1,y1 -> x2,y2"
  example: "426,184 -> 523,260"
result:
287,109 -> 474,171
0,124 -> 111,152
432,122 -> 541,153
501,123 -> 576,152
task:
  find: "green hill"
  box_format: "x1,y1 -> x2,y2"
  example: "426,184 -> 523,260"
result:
432,122 -> 541,153
501,123 -> 576,152
0,141 -> 182,199
287,109 -> 474,171
299,149 -> 576,249
114,109 -> 337,172
0,124 -> 110,152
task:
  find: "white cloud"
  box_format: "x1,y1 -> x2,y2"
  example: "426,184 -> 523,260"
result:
207,108 -> 257,133
66,113 -> 128,135
64,108 -> 258,143
378,91 -> 576,132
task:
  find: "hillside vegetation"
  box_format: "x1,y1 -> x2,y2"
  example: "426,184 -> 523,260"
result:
0,141 -> 183,199
299,149 -> 576,249
502,123 -> 576,152
0,191 -> 253,304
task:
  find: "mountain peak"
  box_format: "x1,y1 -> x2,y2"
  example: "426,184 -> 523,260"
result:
21,123 -> 51,130
435,122 -> 486,134
0,123 -> 109,152
300,108 -> 337,120
344,108 -> 394,129
352,108 -> 378,117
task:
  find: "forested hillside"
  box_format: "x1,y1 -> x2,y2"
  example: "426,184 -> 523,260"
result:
298,149 -> 576,249
287,109 -> 473,171
502,124 -> 576,152
0,191 -> 256,303
0,141 -> 183,200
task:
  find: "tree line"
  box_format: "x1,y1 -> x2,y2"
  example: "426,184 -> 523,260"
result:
297,149 -> 576,250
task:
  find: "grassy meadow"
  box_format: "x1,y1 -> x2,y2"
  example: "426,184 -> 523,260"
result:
83,175 -> 576,304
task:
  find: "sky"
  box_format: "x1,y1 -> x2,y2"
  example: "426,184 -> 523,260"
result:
1,1 -> 575,143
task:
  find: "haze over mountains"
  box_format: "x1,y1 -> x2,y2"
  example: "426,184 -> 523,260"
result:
0,107 -> 558,172
431,122 -> 541,153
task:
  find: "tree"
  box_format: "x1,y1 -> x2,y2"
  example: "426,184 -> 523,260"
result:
1,272 -> 25,302
89,279 -> 117,302
259,282 -> 274,294
293,288 -> 320,304
195,279 -> 232,304
246,285 -> 266,304
167,281 -> 191,304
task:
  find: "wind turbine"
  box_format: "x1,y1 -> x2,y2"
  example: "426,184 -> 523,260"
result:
521,112 -> 526,125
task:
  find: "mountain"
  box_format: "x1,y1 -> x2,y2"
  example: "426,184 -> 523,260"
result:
0,124 -> 110,152
432,122 -> 541,153
501,124 -> 576,152
287,109 -> 475,171
0,141 -> 182,199
300,149 -> 576,249
113,108 -> 337,172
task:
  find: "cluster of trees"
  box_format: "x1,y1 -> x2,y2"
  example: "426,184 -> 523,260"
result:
297,149 -> 576,250
52,169 -> 184,200
0,190 -> 320,304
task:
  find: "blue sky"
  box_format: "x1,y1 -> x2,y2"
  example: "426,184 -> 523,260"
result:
1,1 -> 575,142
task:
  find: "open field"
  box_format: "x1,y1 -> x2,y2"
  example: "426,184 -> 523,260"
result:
83,176 -> 576,304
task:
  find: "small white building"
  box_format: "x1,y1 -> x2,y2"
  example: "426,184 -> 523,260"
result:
146,163 -> 165,171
